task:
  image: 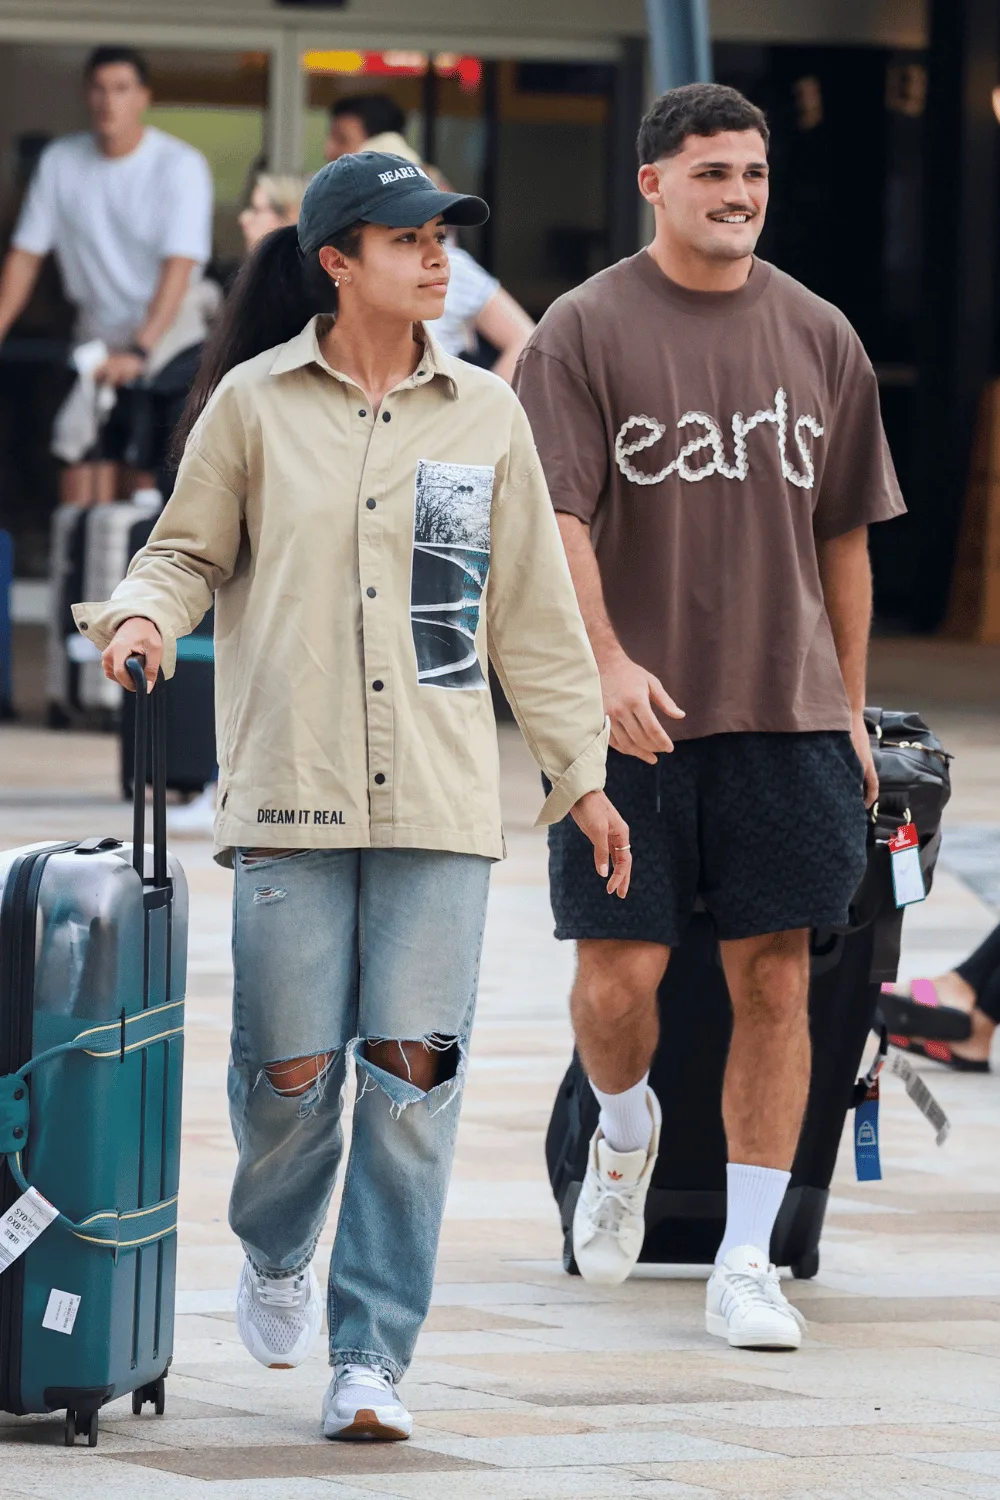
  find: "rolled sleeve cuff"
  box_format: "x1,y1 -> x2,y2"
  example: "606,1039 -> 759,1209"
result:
536,717 -> 610,827
71,602 -> 178,679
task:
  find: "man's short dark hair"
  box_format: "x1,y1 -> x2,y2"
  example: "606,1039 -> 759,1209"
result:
637,82 -> 768,165
85,46 -> 150,87
330,93 -> 406,139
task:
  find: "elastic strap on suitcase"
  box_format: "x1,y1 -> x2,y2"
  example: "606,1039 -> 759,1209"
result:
0,997 -> 183,1252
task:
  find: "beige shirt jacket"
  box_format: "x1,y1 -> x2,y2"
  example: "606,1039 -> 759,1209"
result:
73,318 -> 609,865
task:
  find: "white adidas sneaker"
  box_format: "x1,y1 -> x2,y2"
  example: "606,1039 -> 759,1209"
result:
705,1244 -> 805,1350
235,1256 -> 322,1369
572,1089 -> 661,1285
322,1362 -> 413,1441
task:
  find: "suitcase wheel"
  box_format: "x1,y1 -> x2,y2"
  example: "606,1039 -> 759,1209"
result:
131,1374 -> 167,1417
64,1407 -> 99,1447
791,1249 -> 820,1281
562,1228 -> 581,1277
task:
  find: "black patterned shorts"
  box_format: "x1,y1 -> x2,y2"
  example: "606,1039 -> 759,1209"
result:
548,732 -> 869,947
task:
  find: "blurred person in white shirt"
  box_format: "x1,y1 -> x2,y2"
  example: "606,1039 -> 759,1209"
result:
324,92 -> 534,382
0,45 -> 214,505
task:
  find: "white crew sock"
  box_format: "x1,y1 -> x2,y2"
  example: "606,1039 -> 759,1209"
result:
590,1074 -> 652,1155
716,1163 -> 791,1264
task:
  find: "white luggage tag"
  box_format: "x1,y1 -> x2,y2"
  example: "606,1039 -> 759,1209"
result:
0,1186 -> 58,1274
887,1050 -> 951,1145
887,818 -> 925,907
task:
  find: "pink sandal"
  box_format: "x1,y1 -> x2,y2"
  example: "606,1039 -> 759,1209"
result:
877,979 -> 973,1042
887,1033 -> 989,1073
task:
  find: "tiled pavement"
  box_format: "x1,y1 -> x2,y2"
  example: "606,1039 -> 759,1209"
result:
3,650 -> 1000,1497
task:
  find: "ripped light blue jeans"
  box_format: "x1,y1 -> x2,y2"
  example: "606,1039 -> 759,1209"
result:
228,846 -> 491,1379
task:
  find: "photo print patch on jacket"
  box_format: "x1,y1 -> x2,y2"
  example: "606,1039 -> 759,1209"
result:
410,459 -> 494,690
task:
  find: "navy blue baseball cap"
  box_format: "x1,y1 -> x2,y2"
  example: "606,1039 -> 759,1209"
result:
298,152 -> 489,254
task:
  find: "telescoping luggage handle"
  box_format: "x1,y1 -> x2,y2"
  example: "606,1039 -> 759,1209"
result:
125,653 -> 167,888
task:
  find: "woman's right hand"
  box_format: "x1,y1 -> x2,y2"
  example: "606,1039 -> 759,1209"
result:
569,789 -> 632,899
102,617 -> 163,693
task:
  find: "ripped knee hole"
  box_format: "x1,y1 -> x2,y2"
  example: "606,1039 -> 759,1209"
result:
264,1052 -> 336,1097
362,1035 -> 461,1090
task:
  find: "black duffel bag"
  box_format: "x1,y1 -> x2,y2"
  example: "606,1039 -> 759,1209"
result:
832,708 -> 952,982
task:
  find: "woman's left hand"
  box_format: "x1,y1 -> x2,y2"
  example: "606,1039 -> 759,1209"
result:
569,789 -> 632,898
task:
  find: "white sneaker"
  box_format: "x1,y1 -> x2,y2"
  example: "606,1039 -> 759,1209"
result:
235,1257 -> 322,1369
706,1244 -> 806,1350
572,1089 -> 661,1285
322,1362 -> 413,1441
166,784 -> 216,837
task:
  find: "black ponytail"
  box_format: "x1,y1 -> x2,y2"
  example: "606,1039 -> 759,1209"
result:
173,220 -> 363,457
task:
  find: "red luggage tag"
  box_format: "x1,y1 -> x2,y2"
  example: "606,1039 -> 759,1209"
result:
887,821 -> 925,908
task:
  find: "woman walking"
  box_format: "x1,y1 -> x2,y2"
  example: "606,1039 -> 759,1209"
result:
73,154 -> 628,1441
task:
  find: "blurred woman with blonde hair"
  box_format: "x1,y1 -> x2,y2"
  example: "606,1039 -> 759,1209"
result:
239,173 -> 310,252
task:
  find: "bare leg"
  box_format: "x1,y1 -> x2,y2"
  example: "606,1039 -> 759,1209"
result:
93,461 -> 117,502
363,1038 -> 449,1092
921,971 -> 976,1011
59,463 -> 95,506
949,1009 -> 997,1062
570,939 -> 668,1093
569,940 -> 668,1284
59,461 -> 116,506
719,928 -> 810,1167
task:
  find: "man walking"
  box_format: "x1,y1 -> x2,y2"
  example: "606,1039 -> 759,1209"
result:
0,45 -> 213,504
514,83 -> 904,1349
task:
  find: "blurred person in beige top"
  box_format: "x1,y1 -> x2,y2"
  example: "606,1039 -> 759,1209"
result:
325,93 -> 534,380
71,153 -> 628,1443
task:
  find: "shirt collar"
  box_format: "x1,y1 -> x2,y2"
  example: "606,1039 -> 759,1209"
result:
269,315 -> 460,398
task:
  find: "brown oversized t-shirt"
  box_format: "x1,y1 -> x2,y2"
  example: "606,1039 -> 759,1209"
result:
513,252 -> 906,740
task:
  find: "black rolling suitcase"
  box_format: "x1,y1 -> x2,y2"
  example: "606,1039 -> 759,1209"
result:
0,528 -> 12,721
0,662 -> 186,1445
546,708 -> 952,1280
44,504 -> 88,728
119,513 -> 216,798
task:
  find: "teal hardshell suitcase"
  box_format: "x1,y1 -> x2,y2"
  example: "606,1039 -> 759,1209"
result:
0,660 -> 186,1446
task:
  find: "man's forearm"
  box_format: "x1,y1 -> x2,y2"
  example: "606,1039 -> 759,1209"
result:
817,525 -> 872,713
0,248 -> 44,344
556,513 -> 625,668
134,256 -> 198,352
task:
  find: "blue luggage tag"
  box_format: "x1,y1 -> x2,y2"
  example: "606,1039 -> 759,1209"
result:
853,1030 -> 887,1182
854,1080 -> 881,1181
